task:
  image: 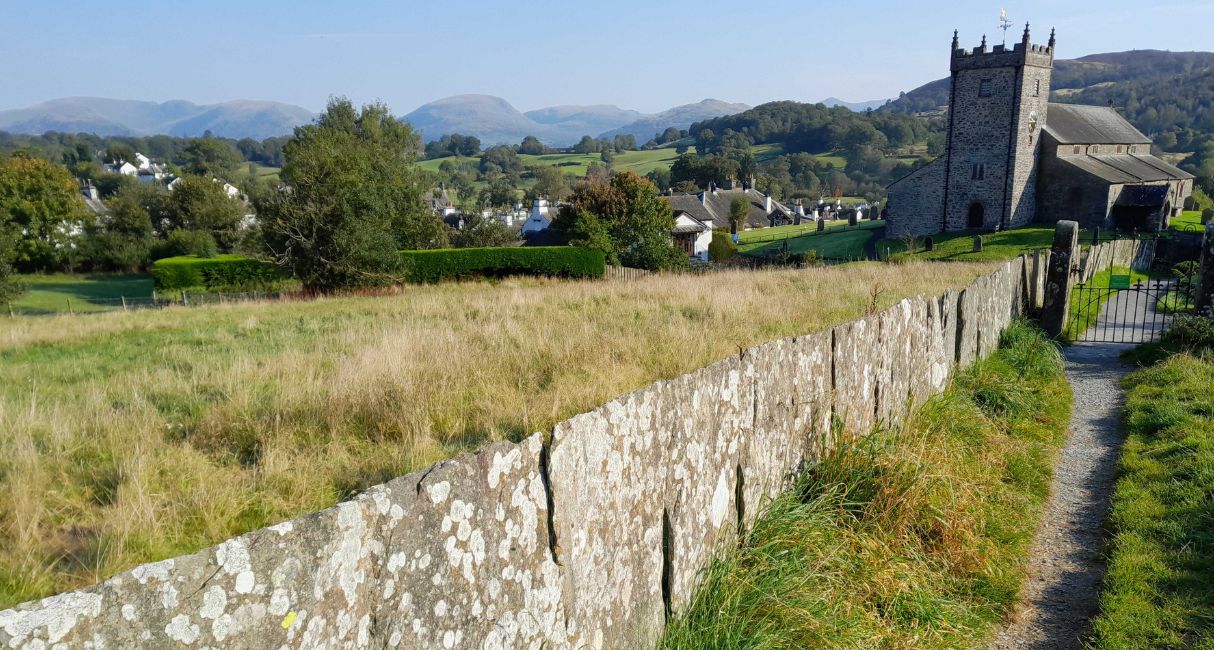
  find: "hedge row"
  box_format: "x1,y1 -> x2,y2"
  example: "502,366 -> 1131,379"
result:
400,246 -> 605,283
150,255 -> 286,291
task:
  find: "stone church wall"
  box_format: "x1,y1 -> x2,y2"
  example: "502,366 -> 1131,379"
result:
0,261 -> 1029,650
886,159 -> 946,237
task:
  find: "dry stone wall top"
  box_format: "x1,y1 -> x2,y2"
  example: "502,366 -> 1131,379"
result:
1,262 -> 1028,650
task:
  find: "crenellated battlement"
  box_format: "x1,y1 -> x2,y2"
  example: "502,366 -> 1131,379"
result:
950,24 -> 1054,71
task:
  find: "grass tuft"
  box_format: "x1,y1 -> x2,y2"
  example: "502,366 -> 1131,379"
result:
660,320 -> 1071,649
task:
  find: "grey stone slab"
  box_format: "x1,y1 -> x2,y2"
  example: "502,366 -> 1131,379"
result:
1,475 -> 395,649
375,435 -> 568,650
548,381 -> 671,650
831,314 -> 879,437
743,331 -> 832,525
875,300 -> 913,427
957,285 -> 980,370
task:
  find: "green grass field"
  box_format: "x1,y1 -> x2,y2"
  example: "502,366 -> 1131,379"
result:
416,146 -> 698,178
739,220 -> 884,260
661,321 -> 1071,648
8,274 -> 154,315
1092,348 -> 1214,647
878,226 -> 1064,262
1170,210 -> 1204,233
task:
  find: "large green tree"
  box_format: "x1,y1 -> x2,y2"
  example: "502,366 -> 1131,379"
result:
0,206 -> 23,301
180,138 -> 242,178
553,171 -> 686,270
258,98 -> 446,290
0,155 -> 91,271
164,175 -> 245,248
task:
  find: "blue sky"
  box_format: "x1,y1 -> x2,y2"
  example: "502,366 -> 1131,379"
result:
3,0 -> 1212,114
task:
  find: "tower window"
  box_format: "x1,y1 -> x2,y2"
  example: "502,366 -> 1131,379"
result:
1073,145 -> 1081,154
1091,145 -> 1099,154
971,163 -> 985,180
1033,79 -> 1041,96
978,79 -> 993,97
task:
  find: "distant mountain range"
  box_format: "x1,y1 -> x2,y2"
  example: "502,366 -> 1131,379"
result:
403,95 -> 752,147
819,97 -> 889,112
0,97 -> 317,140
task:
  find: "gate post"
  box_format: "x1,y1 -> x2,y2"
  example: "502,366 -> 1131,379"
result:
1041,220 -> 1080,338
1198,222 -> 1214,315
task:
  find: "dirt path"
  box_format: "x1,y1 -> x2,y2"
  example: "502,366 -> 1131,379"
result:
990,342 -> 1133,649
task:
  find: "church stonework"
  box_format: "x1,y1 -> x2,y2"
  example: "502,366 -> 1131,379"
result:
942,25 -> 1053,232
887,25 -> 1193,239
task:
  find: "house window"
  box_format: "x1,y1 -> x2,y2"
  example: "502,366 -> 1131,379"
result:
971,163 -> 985,180
978,79 -> 993,97
1033,79 -> 1041,96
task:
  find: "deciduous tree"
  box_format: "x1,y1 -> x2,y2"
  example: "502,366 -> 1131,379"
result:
552,171 -> 686,270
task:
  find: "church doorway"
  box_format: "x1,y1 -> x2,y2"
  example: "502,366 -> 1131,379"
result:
967,202 -> 985,229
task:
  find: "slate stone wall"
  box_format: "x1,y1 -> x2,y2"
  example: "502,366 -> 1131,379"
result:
0,261 -> 1029,650
1078,238 -> 1156,282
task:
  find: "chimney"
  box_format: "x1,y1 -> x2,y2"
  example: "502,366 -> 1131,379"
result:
699,191 -> 707,206
795,201 -> 805,217
765,195 -> 772,213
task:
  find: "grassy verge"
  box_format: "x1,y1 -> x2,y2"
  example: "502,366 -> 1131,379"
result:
1169,210 -> 1204,233
0,262 -> 993,608
1064,266 -> 1150,341
9,274 -> 154,315
661,320 -> 1072,648
877,226 -> 1066,262
1091,346 -> 1214,647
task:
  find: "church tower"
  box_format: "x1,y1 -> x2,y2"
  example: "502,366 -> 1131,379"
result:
940,24 -> 1054,231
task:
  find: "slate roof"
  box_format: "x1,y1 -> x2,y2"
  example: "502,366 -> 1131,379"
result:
1058,153 -> 1194,184
1044,104 -> 1152,145
666,188 -> 792,229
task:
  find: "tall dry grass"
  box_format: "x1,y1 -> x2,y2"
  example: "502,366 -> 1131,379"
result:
0,262 -> 992,607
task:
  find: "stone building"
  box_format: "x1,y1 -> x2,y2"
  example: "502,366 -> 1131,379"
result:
887,26 -> 1193,237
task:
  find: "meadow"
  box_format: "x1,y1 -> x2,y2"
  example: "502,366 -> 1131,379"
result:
416,146 -> 697,178
8,274 -> 154,315
0,262 -> 994,607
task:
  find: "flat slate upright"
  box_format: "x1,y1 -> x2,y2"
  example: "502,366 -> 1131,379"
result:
0,470 -> 397,649
956,284 -> 980,370
743,332 -> 833,524
374,435 -> 567,650
903,297 -> 936,407
656,356 -> 752,615
1041,221 -> 1080,338
1200,222 -> 1214,313
928,291 -> 959,394
875,300 -> 914,426
831,314 -> 879,437
548,381 -> 670,649
975,268 -> 1003,359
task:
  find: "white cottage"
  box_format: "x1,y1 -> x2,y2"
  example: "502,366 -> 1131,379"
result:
521,198 -> 553,234
671,211 -> 713,261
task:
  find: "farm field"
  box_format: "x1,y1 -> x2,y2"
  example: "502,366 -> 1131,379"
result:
8,274 -> 154,315
416,146 -> 698,178
739,220 -> 885,260
0,262 -> 995,607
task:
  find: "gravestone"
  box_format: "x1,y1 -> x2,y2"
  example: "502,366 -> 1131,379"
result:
1198,222 -> 1214,314
847,211 -> 858,227
817,218 -> 826,232
1203,208 -> 1213,225
1041,221 -> 1080,337
924,236 -> 934,252
972,235 -> 983,253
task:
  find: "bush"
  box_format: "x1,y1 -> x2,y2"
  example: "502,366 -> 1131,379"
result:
154,229 -> 219,259
1162,315 -> 1214,354
708,231 -> 737,263
399,247 -> 605,283
151,254 -> 286,292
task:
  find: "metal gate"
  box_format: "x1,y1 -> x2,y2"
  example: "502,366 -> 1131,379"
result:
1066,265 -> 1199,343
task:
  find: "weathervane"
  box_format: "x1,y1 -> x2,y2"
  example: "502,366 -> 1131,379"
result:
999,8 -> 1013,46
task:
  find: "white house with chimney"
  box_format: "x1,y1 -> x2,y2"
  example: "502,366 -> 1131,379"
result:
521,198 -> 553,234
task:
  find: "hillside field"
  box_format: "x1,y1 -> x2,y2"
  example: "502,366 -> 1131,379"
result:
417,146 -> 698,178
0,262 -> 994,607
8,274 -> 154,315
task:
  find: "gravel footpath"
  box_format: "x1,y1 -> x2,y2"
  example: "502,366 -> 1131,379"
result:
989,341 -> 1133,649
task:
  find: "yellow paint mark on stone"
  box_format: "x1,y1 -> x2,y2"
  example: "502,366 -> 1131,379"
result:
281,611 -> 297,629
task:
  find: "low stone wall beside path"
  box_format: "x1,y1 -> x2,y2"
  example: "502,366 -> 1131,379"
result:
0,258 -> 1029,650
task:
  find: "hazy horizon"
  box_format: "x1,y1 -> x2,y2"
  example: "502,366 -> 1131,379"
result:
4,0 -> 1213,115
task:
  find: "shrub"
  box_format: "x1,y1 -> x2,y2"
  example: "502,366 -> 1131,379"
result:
708,231 -> 737,263
1161,315 -> 1214,354
886,251 -> 914,265
399,246 -> 605,283
155,229 -> 219,259
151,254 -> 286,292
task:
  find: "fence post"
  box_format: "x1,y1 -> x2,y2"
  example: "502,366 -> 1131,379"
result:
1042,220 -> 1080,338
121,296 -> 128,312
7,302 -> 12,318
1197,222 -> 1214,314
67,299 -> 73,315
182,291 -> 189,306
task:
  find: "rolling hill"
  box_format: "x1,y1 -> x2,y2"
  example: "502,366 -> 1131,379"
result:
0,97 -> 316,139
403,95 -> 749,147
